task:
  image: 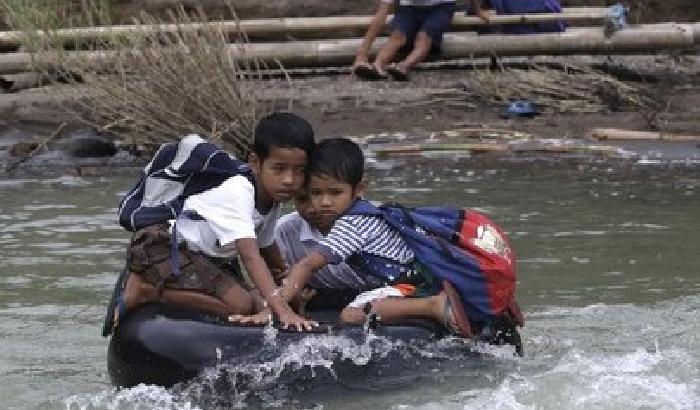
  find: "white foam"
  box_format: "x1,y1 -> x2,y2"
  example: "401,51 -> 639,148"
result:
64,384 -> 201,410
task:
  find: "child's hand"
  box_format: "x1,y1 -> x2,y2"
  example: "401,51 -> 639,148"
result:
270,267 -> 287,284
229,308 -> 272,325
277,308 -> 319,332
477,9 -> 491,23
290,287 -> 317,316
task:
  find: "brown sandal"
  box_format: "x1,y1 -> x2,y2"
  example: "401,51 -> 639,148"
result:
386,63 -> 409,82
353,63 -> 387,81
442,280 -> 473,338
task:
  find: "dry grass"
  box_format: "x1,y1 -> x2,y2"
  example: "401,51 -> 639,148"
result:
466,64 -> 654,114
7,1 -> 272,159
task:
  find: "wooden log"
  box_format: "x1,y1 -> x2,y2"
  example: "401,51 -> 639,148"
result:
591,128 -> 700,142
0,23 -> 698,74
372,141 -> 620,157
0,72 -> 43,92
238,23 -> 700,67
0,8 -> 607,48
374,143 -> 510,157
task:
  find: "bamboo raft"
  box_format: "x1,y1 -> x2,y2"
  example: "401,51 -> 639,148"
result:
0,24 -> 698,75
0,7 -> 608,48
0,8 -> 699,74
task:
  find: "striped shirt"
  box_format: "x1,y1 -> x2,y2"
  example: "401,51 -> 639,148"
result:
318,214 -> 414,265
274,212 -> 383,289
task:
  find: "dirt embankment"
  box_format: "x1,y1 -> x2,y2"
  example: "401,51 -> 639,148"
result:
0,1 -> 699,174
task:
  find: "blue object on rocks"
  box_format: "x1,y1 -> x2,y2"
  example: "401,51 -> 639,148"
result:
500,99 -> 540,119
604,3 -> 629,38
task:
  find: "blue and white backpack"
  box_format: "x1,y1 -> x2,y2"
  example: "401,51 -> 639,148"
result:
118,134 -> 253,231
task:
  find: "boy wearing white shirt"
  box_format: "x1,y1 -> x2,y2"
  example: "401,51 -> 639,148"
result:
113,112 -> 318,332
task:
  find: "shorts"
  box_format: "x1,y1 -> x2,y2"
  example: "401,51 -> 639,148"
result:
126,223 -> 237,298
391,3 -> 455,49
347,284 -> 417,309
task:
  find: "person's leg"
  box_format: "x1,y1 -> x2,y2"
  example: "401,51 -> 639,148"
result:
160,283 -> 252,317
373,31 -> 408,74
217,279 -> 255,315
340,291 -> 445,324
112,272 -> 159,326
122,272 -> 159,310
120,271 -> 254,317
394,31 -> 432,73
392,3 -> 455,77
374,6 -> 420,73
340,282 -> 472,338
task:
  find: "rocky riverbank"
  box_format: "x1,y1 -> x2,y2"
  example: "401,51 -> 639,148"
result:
1,53 -> 699,176
1,1 -> 699,175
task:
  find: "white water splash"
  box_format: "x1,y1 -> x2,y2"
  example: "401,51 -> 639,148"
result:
64,384 -> 201,410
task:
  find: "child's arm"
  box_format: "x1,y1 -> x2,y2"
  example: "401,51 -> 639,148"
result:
259,243 -> 287,283
236,238 -> 317,331
354,1 -> 392,66
465,0 -> 490,22
273,250 -> 327,303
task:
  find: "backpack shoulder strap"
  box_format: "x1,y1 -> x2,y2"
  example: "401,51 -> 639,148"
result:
345,199 -> 384,217
118,134 -> 250,231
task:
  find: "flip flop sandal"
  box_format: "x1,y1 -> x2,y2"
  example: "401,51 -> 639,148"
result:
507,297 -> 525,327
353,64 -> 386,81
101,268 -> 130,337
386,64 -> 409,82
442,280 -> 473,338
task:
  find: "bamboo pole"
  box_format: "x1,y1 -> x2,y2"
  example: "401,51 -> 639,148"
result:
1,23 -> 698,74
0,7 -> 607,48
591,128 -> 700,142
372,142 -> 620,157
236,23 -> 700,67
0,72 -> 43,92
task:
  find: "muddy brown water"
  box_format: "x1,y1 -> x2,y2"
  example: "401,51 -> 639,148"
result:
0,157 -> 698,409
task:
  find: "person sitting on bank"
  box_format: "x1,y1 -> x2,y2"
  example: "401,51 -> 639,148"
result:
480,0 -> 565,34
353,0 -> 487,81
232,138 -> 473,337
110,113 -> 319,333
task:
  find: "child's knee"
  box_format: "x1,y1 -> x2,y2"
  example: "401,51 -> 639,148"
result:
221,287 -> 254,315
415,31 -> 431,44
388,31 -> 408,46
340,306 -> 365,324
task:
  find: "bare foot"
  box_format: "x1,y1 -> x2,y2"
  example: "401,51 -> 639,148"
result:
386,63 -> 409,81
440,281 -> 473,338
112,273 -> 158,324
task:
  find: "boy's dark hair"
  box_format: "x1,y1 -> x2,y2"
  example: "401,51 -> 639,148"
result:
308,138 -> 364,187
253,112 -> 315,160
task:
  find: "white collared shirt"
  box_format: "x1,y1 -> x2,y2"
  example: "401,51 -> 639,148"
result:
274,212 -> 381,289
175,175 -> 281,258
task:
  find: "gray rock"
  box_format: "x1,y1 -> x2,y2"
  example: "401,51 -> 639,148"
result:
61,135 -> 118,158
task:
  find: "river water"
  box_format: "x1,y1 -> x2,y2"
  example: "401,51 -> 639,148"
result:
0,157 -> 698,410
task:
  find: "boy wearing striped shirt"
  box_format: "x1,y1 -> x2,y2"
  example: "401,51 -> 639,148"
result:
274,189 -> 384,291
239,138 -> 471,337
